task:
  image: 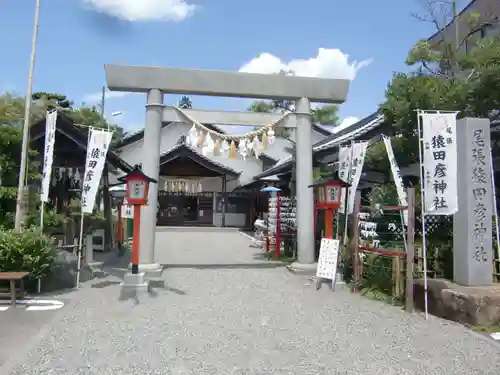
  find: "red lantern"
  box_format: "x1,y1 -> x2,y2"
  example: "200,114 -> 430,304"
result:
309,177 -> 350,239
118,165 -> 157,274
314,179 -> 344,210
119,166 -> 156,206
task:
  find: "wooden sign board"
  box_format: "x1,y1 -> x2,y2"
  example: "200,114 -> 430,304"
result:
316,238 -> 340,290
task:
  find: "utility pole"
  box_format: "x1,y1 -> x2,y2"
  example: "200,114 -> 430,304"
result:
453,0 -> 459,50
100,86 -> 114,250
14,0 -> 41,230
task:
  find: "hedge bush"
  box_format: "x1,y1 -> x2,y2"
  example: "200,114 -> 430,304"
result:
0,227 -> 57,280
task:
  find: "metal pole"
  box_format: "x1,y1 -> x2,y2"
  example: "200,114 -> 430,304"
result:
100,85 -> 113,250
76,212 -> 84,288
342,141 -> 354,247
100,86 -> 106,123
417,110 -> 429,320
14,0 -> 41,230
37,198 -> 43,294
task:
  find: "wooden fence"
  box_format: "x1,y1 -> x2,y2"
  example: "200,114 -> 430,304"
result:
350,188 -> 415,312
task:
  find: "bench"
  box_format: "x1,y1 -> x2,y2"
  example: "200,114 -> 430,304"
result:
0,272 -> 29,307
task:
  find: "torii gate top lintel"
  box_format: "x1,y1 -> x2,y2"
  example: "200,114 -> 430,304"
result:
104,64 -> 350,104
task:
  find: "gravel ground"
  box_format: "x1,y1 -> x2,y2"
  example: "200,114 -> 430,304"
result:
4,229 -> 500,375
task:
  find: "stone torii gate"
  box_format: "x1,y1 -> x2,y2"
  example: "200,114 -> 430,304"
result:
105,64 -> 350,275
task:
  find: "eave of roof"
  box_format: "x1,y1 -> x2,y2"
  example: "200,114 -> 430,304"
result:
253,111 -> 385,179
30,111 -> 133,173
159,142 -> 240,178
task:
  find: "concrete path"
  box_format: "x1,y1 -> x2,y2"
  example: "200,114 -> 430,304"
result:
3,228 -> 500,374
0,295 -> 71,368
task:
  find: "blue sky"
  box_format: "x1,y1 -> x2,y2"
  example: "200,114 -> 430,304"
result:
0,0 -> 468,132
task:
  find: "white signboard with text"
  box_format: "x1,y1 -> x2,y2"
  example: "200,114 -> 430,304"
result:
316,238 -> 340,280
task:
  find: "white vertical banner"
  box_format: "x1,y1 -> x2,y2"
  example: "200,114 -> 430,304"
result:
347,142 -> 368,214
81,128 -> 113,213
383,135 -> 408,225
121,198 -> 134,218
40,110 -> 58,202
338,145 -> 352,183
421,112 -> 458,215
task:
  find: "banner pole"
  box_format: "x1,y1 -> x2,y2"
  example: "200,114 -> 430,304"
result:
76,212 -> 84,289
342,140 -> 354,247
37,201 -> 45,293
417,110 -> 429,320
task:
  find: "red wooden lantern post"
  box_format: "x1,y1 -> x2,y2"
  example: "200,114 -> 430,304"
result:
118,165 -> 157,274
310,177 -> 349,239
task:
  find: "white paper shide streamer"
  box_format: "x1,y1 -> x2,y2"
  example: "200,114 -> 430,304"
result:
347,142 -> 368,214
40,110 -> 58,203
421,112 -> 458,215
383,135 -> 408,225
81,129 -> 113,213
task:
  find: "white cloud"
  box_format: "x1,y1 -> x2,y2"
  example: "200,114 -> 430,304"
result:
83,0 -> 196,22
83,91 -> 129,103
239,48 -> 373,80
340,116 -> 359,127
332,116 -> 360,133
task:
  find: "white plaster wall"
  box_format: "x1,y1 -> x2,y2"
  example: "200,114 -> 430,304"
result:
213,213 -> 246,227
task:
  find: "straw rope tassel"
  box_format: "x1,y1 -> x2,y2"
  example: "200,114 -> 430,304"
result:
229,140 -> 237,159
261,132 -> 268,150
214,139 -> 221,156
197,131 -> 206,148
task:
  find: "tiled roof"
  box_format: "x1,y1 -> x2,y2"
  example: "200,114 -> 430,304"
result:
159,140 -> 240,177
253,112 -> 385,179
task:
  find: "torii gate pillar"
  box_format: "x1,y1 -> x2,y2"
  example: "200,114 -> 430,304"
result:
105,64 -> 350,272
137,88 -> 163,276
295,98 -> 315,264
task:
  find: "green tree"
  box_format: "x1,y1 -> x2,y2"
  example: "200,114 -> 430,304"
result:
32,92 -> 73,109
247,100 -> 274,113
0,125 -> 40,227
248,98 -> 339,126
178,96 -> 193,109
312,105 -> 339,125
0,92 -> 47,126
369,4 -> 500,171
